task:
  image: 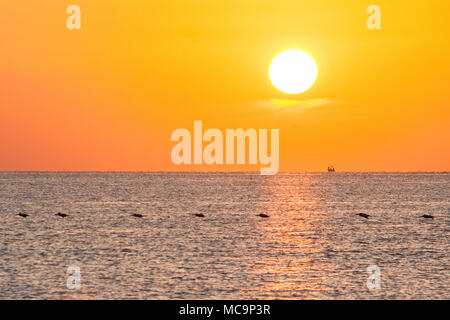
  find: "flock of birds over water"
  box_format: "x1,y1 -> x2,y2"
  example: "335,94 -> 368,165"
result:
355,212 -> 434,219
16,212 -> 435,220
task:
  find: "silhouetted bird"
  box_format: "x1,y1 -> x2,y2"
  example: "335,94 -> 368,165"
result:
256,214 -> 270,218
194,213 -> 205,218
357,213 -> 370,219
421,214 -> 434,219
132,213 -> 143,218
17,213 -> 29,218
55,212 -> 68,218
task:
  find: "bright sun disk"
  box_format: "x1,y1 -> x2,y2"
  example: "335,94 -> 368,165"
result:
269,50 -> 318,94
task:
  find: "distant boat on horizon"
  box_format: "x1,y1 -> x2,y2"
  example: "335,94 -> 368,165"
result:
327,166 -> 336,172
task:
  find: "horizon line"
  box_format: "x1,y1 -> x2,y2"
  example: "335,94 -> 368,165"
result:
0,170 -> 448,174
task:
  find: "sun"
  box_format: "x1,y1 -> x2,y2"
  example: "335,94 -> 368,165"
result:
269,50 -> 318,94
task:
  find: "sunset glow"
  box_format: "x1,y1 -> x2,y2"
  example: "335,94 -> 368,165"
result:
0,1 -> 449,172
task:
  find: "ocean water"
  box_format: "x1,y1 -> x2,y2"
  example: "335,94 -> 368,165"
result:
0,172 -> 448,300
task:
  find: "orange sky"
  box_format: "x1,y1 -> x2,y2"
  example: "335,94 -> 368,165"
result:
0,0 -> 449,171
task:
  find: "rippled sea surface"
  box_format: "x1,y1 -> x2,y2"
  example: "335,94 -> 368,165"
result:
0,172 -> 448,299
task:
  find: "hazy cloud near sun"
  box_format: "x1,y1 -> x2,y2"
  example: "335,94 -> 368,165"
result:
255,98 -> 333,113
227,98 -> 335,121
